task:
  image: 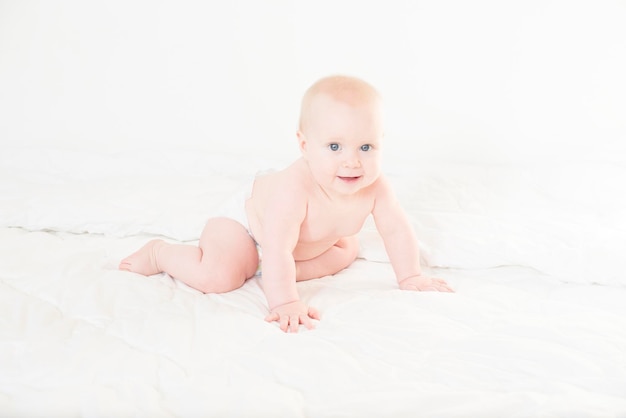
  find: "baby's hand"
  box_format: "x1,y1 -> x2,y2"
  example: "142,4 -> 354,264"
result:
399,275 -> 454,292
265,300 -> 320,333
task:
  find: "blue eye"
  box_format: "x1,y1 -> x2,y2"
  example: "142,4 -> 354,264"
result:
360,144 -> 371,152
329,143 -> 340,151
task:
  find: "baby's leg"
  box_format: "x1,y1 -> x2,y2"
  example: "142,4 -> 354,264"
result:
295,235 -> 359,282
119,218 -> 259,293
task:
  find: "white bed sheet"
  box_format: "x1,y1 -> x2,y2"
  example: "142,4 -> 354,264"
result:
2,228 -> 625,417
1,148 -> 625,417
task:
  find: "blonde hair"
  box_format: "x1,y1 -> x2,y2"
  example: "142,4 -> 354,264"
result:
298,75 -> 381,134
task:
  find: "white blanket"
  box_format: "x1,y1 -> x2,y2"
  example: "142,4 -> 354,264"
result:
1,148 -> 625,417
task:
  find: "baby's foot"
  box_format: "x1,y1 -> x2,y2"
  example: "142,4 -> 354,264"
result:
118,239 -> 164,276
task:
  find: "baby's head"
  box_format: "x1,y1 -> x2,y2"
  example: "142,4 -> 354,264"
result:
297,75 -> 384,195
298,75 -> 383,138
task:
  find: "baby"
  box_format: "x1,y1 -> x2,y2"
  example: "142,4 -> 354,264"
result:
120,75 -> 453,332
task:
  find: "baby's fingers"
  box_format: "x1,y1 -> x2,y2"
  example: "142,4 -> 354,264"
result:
281,315 -> 292,333
265,312 -> 280,323
283,314 -> 316,333
265,312 -> 292,332
299,313 -> 317,331
265,303 -> 320,333
289,315 -> 302,333
308,306 -> 321,321
442,284 -> 455,292
434,279 -> 455,292
403,283 -> 433,291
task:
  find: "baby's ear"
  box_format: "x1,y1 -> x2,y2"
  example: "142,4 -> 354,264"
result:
296,130 -> 307,154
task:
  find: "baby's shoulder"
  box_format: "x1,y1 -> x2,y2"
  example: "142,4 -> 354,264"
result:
275,159 -> 313,187
368,172 -> 393,192
255,160 -> 310,198
366,173 -> 398,203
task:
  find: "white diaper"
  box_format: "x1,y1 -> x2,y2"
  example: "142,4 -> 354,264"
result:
214,173 -> 270,277
215,179 -> 255,233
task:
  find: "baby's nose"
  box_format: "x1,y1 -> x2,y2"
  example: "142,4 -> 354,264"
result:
343,154 -> 361,168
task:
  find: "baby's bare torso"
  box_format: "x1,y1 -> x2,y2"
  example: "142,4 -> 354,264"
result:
246,159 -> 377,261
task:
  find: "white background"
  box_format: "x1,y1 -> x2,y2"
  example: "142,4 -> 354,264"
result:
1,0 -> 625,165
2,4 -> 626,415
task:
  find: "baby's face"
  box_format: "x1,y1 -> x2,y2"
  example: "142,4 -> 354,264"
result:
299,95 -> 383,196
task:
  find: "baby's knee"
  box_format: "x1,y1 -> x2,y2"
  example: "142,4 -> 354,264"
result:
194,266 -> 246,294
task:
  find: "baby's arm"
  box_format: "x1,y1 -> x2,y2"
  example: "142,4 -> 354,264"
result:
260,178 -> 320,332
371,176 -> 453,292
